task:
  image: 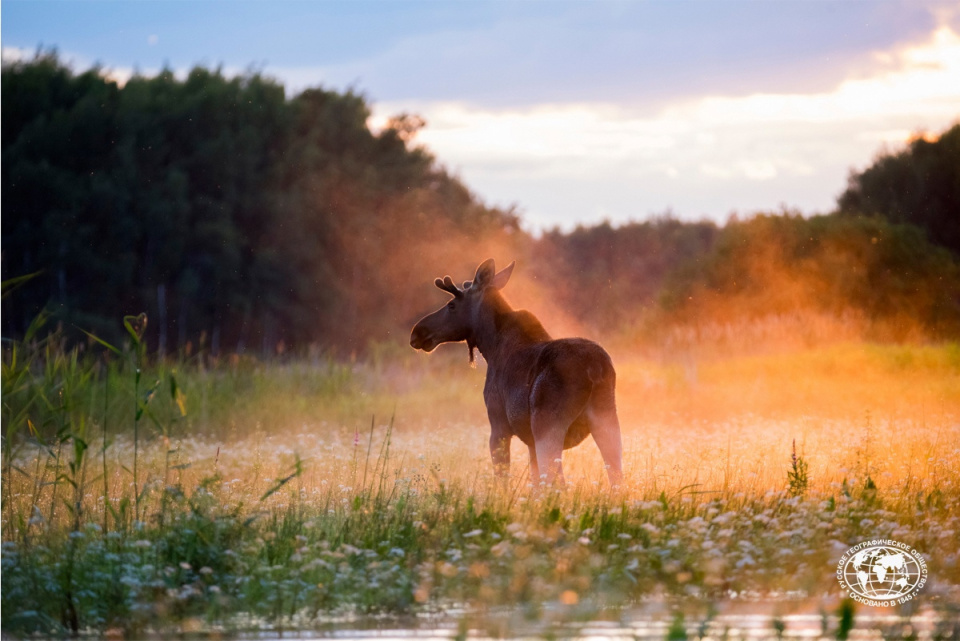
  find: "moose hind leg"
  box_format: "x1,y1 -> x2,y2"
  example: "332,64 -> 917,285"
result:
532,419 -> 565,486
588,398 -> 623,488
531,402 -> 587,486
530,369 -> 592,487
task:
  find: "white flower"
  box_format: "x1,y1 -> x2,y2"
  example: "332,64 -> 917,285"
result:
463,529 -> 483,538
736,554 -> 756,568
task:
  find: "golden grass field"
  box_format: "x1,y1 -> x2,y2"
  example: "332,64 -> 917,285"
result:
2,336 -> 959,637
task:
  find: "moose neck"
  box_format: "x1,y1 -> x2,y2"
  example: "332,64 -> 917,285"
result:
470,290 -> 545,366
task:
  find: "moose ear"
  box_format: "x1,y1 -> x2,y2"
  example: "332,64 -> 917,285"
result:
473,259 -> 496,287
490,261 -> 515,290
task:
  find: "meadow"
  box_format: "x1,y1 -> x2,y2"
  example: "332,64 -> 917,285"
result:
2,320 -> 959,639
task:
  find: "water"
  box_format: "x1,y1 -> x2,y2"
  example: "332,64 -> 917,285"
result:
227,603 -> 953,640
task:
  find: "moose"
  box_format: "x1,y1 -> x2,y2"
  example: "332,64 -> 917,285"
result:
409,259 -> 623,487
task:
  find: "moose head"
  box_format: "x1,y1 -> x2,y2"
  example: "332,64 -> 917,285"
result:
409,258 -> 515,358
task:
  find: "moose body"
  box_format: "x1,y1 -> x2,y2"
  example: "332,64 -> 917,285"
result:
409,259 -> 622,486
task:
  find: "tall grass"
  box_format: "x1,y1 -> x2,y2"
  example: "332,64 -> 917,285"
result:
2,324 -> 959,637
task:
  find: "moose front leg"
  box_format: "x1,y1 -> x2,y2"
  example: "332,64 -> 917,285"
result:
485,387 -> 512,480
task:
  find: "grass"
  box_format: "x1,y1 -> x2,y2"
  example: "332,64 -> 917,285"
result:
2,325 -> 959,638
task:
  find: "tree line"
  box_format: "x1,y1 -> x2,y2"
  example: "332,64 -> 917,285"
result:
3,54 -> 959,354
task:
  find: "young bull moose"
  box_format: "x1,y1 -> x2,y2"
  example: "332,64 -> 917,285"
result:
409,259 -> 622,487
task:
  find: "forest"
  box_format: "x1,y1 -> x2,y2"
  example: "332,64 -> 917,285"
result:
3,53 -> 960,353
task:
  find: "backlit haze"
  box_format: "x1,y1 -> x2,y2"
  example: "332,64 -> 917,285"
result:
4,0 -> 960,230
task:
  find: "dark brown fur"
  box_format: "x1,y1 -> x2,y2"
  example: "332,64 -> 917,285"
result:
410,259 -> 623,486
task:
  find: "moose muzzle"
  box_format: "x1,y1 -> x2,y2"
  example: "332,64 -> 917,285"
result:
409,325 -> 438,352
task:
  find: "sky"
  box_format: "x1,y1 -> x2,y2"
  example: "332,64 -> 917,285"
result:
3,0 -> 960,231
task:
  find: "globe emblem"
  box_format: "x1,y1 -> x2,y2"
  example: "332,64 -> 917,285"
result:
842,545 -> 922,600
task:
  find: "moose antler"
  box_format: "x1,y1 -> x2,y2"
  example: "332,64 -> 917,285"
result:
434,275 -> 463,298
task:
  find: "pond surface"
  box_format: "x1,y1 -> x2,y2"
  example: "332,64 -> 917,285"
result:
227,602 -> 953,640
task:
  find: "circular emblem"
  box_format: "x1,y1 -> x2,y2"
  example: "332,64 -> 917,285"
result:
837,539 -> 927,607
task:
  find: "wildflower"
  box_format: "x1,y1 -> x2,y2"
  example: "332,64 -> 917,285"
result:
133,540 -> 152,549
578,537 -> 591,545
491,541 -> 511,558
463,529 -> 483,538
180,562 -> 192,570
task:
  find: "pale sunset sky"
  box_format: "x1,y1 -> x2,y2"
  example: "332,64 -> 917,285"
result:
3,0 -> 960,230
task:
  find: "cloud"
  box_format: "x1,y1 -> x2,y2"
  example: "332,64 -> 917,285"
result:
369,23 -> 960,229
1,46 -> 31,64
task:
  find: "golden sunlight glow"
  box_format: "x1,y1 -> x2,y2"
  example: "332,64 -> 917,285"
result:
688,26 -> 960,126
371,23 -> 960,216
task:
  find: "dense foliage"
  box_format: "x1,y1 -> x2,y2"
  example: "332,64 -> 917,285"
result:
839,123 -> 960,256
2,53 -> 521,354
532,218 -> 719,333
659,213 -> 960,339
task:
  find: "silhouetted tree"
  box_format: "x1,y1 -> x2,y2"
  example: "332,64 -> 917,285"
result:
839,123 -> 960,255
1,54 -> 522,354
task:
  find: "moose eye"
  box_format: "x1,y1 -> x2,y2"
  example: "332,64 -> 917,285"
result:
447,302 -> 456,310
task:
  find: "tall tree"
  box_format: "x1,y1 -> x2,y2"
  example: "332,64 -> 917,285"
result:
838,123 -> 960,255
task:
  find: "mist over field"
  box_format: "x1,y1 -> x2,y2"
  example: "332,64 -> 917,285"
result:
2,54 -> 960,639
